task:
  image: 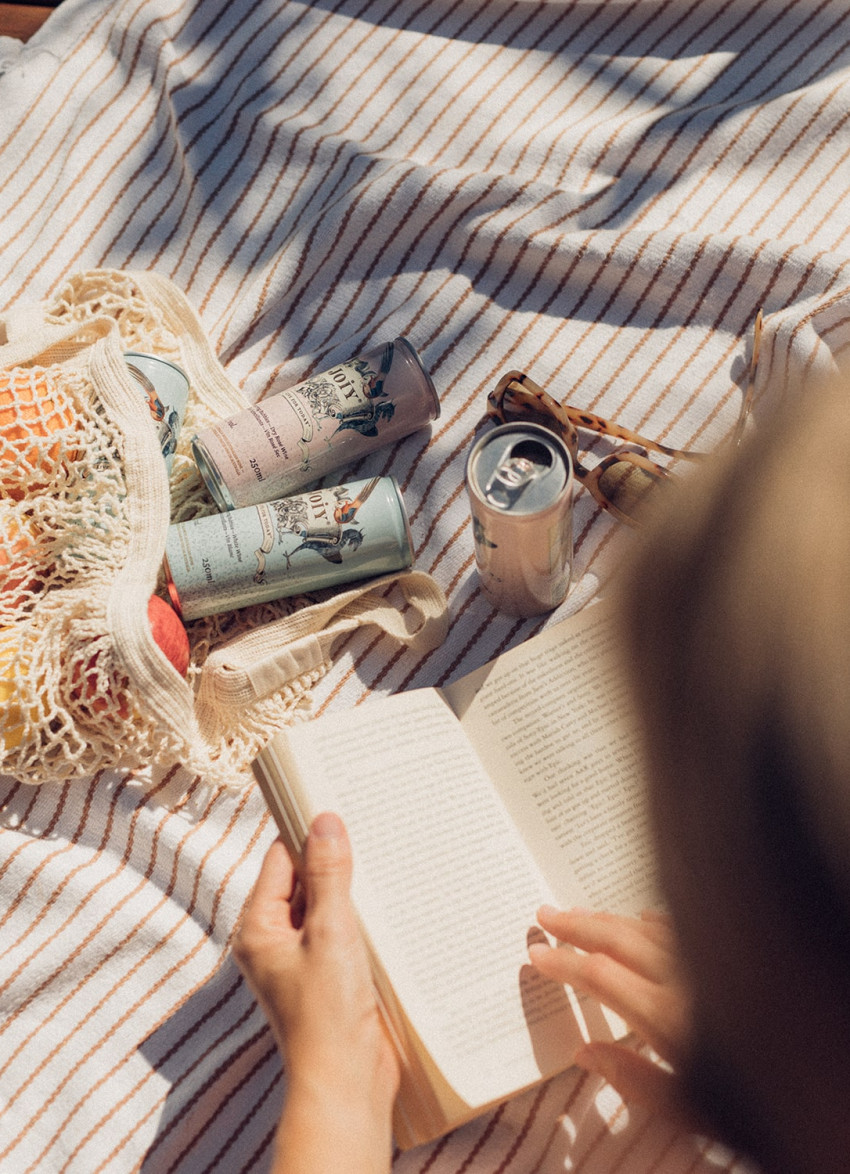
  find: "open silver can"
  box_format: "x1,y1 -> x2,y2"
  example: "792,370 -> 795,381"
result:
466,423 -> 573,617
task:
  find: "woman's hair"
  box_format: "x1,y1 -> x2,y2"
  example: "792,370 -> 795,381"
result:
618,376 -> 850,1173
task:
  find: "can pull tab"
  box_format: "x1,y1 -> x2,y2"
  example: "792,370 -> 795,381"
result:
483,439 -> 553,508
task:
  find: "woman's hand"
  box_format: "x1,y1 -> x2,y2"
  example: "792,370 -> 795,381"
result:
234,812 -> 399,1174
529,907 -> 692,1120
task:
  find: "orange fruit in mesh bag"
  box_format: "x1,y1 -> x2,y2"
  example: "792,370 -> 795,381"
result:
0,508 -> 42,613
0,369 -> 78,497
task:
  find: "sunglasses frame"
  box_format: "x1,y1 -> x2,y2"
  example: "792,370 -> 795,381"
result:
487,371 -> 704,525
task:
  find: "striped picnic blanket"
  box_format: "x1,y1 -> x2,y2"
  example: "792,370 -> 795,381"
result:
3,0 -> 847,1168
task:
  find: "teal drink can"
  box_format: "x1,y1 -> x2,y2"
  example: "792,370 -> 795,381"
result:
163,475 -> 413,620
124,352 -> 190,474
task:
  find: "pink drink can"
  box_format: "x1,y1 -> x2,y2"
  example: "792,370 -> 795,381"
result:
191,338 -> 439,510
466,423 -> 574,617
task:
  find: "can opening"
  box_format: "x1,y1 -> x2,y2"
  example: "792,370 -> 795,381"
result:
483,439 -> 553,508
510,439 -> 553,468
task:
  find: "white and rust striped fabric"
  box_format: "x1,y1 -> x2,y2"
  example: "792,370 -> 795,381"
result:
1,0 -> 847,1167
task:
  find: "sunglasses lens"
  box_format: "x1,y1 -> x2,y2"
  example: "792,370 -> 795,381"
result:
597,460 -> 660,520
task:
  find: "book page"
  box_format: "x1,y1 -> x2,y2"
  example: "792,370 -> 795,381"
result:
442,602 -> 659,914
275,689 -> 600,1110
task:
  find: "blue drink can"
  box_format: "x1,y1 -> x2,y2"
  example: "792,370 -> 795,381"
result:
466,423 -> 574,617
124,352 -> 190,474
163,475 -> 413,620
190,338 -> 439,510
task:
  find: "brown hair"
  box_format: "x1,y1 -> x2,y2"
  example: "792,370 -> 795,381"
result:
619,376 -> 850,1172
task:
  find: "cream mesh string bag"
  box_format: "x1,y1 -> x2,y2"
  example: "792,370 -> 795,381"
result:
0,270 -> 448,787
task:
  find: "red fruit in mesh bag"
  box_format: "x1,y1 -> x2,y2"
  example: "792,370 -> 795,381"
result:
69,645 -> 130,718
147,594 -> 190,677
70,595 -> 190,717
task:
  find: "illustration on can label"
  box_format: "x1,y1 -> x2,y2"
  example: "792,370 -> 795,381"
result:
164,475 -> 413,619
191,338 -> 438,510
252,477 -> 378,583
282,350 -> 395,475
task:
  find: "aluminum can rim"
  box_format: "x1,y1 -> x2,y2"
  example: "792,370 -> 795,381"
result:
466,422 -> 573,516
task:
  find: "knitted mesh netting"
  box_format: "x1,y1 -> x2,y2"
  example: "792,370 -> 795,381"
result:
0,270 -> 447,786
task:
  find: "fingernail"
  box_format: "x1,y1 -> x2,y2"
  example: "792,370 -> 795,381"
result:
537,904 -> 560,920
311,811 -> 344,839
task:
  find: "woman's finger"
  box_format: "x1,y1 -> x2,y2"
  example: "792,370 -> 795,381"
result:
528,941 -> 684,1059
574,1041 -> 689,1123
640,908 -> 672,926
537,906 -> 675,983
232,838 -> 299,1013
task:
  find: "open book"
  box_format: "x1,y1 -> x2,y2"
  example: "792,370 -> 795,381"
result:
252,601 -> 657,1149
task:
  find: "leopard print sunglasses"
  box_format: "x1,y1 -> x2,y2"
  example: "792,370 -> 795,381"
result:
486,314 -> 762,526
486,371 -> 705,524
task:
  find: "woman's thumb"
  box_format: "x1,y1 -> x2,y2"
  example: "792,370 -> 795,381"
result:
300,812 -> 353,916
